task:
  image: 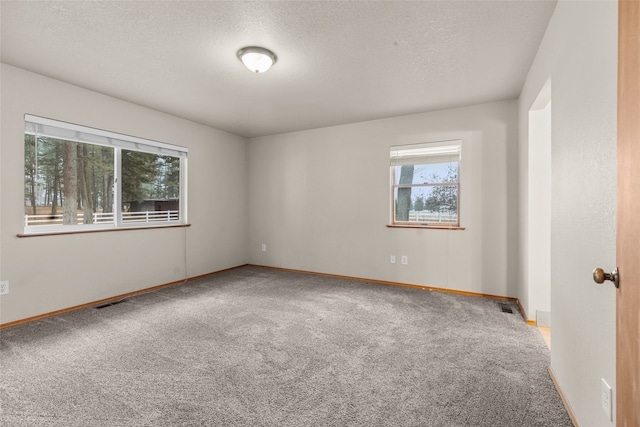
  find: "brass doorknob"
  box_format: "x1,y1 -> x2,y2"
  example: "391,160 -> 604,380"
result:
593,267 -> 620,288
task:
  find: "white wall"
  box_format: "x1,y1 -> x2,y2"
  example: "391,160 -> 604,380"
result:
0,64 -> 248,324
248,100 -> 518,297
528,95 -> 551,325
518,1 -> 618,425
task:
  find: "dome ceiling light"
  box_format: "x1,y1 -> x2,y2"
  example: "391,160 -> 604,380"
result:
237,46 -> 277,73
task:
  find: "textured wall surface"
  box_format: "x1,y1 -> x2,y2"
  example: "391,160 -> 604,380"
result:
0,64 -> 248,324
248,100 -> 518,298
518,1 -> 618,425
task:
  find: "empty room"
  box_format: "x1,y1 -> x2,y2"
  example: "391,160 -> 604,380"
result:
1,1 -> 638,426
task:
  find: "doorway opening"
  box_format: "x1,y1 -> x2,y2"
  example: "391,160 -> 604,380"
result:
528,78 -> 552,348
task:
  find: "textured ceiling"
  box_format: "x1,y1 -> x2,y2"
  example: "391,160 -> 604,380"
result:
1,1 -> 556,138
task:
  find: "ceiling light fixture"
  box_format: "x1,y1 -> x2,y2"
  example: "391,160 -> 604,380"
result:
237,46 -> 277,73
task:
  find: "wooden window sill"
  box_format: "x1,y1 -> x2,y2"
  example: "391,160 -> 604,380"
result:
17,223 -> 191,238
386,224 -> 465,230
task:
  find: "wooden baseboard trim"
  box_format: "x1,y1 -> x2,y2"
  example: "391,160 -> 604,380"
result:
0,264 -> 248,330
248,264 -> 519,303
2,263 -> 534,329
548,367 -> 580,427
514,297 -> 536,325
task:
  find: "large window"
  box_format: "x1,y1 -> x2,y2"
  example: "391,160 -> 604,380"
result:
23,115 -> 187,234
390,140 -> 461,227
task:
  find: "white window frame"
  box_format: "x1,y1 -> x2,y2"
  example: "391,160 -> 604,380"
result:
389,140 -> 462,228
23,114 -> 188,234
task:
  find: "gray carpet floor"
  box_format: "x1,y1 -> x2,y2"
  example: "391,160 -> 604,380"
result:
0,266 -> 572,426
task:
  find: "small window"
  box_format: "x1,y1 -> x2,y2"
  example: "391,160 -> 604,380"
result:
23,115 -> 187,234
390,141 -> 461,227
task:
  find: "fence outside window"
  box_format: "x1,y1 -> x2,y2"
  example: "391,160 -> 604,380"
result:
24,210 -> 179,227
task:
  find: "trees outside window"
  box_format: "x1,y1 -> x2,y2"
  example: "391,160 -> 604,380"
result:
390,141 -> 461,227
24,136 -> 114,226
24,115 -> 186,233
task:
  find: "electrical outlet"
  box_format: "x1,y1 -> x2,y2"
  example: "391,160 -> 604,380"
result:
0,281 -> 8,295
390,255 -> 396,264
401,256 -> 408,265
601,378 -> 612,421
261,244 -> 267,252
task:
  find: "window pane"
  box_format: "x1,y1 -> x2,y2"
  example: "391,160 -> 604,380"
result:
24,116 -> 187,234
24,134 -> 114,226
121,150 -> 180,223
394,185 -> 458,224
393,162 -> 458,185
